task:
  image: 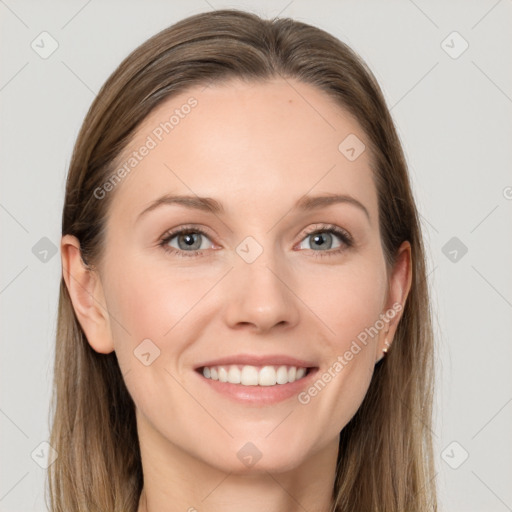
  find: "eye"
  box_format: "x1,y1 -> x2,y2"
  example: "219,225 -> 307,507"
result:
159,223 -> 353,259
296,224 -> 353,257
159,226 -> 214,258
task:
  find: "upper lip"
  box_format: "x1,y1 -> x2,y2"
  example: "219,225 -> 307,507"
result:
194,354 -> 317,370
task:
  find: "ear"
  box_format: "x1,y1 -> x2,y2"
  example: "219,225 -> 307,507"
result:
61,234 -> 114,354
376,240 -> 412,362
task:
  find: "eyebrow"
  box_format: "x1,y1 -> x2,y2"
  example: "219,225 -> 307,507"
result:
136,193 -> 370,223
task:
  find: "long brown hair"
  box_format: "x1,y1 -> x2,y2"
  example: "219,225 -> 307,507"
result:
49,9 -> 436,511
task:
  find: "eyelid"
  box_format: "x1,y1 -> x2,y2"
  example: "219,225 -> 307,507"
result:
160,224 -> 215,242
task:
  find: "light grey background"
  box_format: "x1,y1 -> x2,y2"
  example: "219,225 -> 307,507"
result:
1,1 -> 511,511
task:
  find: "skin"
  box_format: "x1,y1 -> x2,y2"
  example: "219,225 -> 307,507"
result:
61,78 -> 412,512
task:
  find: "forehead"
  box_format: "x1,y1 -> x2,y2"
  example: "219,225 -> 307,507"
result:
106,78 -> 377,227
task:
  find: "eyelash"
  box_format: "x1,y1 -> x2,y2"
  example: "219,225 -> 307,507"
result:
158,223 -> 353,259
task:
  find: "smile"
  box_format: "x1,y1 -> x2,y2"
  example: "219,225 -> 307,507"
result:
200,364 -> 310,386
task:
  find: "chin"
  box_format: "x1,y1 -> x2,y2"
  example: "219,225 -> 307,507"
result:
198,437 -> 312,475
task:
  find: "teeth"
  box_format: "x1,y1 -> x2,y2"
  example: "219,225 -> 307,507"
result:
218,367 -> 228,382
276,365 -> 288,384
228,366 -> 241,384
241,366 -> 259,386
201,365 -> 309,386
258,366 -> 276,386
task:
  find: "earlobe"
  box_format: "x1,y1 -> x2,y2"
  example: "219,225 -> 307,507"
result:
61,234 -> 115,354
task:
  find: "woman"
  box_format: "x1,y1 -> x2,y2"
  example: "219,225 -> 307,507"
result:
49,9 -> 437,512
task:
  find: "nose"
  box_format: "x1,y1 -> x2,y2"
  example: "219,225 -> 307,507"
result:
222,253 -> 301,334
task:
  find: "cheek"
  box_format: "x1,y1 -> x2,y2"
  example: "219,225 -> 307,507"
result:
102,250 -> 200,382
103,259 -> 207,422
105,252 -> 209,343
305,256 -> 387,345
296,257 -> 387,426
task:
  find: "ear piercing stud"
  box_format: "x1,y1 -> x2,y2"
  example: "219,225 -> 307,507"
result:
382,327 -> 391,355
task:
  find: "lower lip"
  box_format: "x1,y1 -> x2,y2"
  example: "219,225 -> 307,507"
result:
195,368 -> 319,405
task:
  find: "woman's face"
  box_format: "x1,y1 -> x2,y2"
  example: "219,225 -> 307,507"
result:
72,78 -> 410,473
